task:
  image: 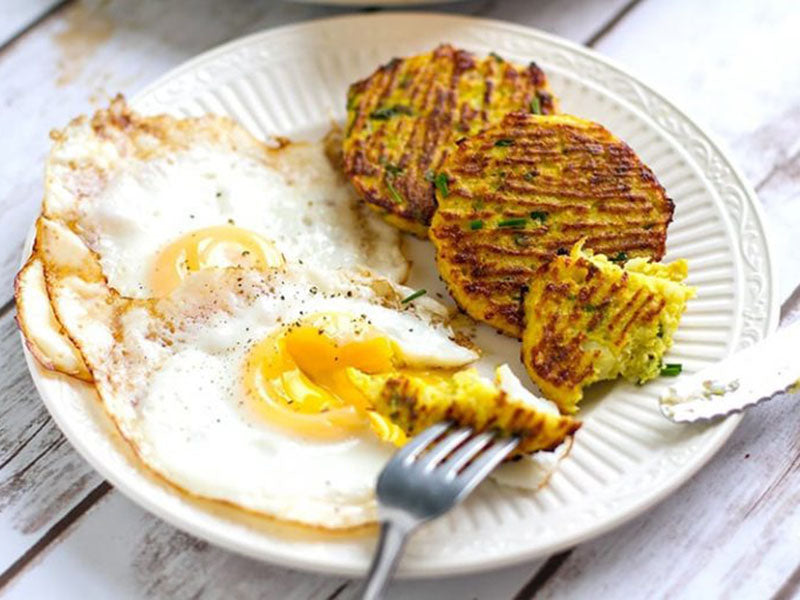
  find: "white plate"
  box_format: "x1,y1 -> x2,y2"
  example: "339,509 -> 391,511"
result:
24,13 -> 778,577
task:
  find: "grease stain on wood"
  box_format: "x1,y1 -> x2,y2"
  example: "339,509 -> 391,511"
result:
52,1 -> 113,87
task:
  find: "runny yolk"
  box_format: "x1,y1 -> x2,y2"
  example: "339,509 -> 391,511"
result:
151,225 -> 284,296
243,316 -> 407,443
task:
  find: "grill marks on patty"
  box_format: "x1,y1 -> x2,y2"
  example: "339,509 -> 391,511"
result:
430,113 -> 673,337
343,45 -> 557,236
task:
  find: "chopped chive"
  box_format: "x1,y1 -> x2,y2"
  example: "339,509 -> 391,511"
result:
524,171 -> 538,181
469,219 -> 484,230
660,363 -> 683,377
385,179 -> 403,204
498,217 -> 527,228
489,51 -> 504,63
434,172 -> 449,197
529,210 -> 548,222
513,234 -> 529,247
643,223 -> 655,230
384,163 -> 403,176
494,138 -> 514,147
530,95 -> 541,115
610,251 -> 629,263
401,289 -> 427,304
370,105 -> 413,120
583,304 -> 598,313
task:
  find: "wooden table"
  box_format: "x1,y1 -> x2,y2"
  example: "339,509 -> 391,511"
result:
1,1 -> 799,598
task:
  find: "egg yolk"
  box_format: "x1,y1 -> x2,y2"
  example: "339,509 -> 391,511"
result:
243,314 -> 408,443
151,225 -> 284,296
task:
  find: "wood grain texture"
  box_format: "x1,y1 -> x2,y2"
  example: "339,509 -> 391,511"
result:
0,312 -> 104,576
1,0 -> 799,598
0,491 -> 545,600
757,151 -> 800,301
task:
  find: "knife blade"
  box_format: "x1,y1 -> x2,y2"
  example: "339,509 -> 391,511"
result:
659,319 -> 800,423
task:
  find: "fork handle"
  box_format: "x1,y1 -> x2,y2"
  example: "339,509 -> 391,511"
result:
360,520 -> 412,600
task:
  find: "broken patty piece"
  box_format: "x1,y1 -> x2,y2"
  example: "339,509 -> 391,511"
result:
348,364 -> 580,457
521,241 -> 695,414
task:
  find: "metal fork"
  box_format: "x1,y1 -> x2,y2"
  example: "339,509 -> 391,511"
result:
359,423 -> 519,600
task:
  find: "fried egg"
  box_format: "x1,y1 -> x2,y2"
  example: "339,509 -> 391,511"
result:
18,97 -> 409,378
40,217 -> 483,527
43,97 -> 407,299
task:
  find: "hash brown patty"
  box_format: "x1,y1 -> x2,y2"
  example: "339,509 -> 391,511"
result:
343,44 -> 557,236
429,112 -> 674,337
521,242 -> 694,414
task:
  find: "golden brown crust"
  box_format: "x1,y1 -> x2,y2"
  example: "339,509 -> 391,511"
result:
343,45 -> 558,235
520,243 -> 693,413
372,375 -> 581,457
430,113 -> 674,337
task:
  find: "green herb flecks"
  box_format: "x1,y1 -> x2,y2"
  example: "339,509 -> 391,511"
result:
469,220 -> 484,230
401,289 -> 427,304
660,363 -> 683,377
434,172 -> 449,198
583,304 -> 598,313
370,105 -> 413,120
494,138 -> 514,147
385,179 -> 404,204
498,218 -> 527,229
530,95 -> 541,115
610,251 -> 629,264
489,51 -> 504,63
524,171 -> 539,181
383,163 -> 403,176
529,211 -> 548,222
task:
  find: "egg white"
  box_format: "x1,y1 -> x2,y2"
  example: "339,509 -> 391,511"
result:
43,100 -> 407,299
47,258 -> 477,528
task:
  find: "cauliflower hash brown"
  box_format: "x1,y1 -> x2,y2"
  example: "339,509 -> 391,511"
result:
430,112 -> 674,338
343,44 -> 558,236
521,241 -> 694,414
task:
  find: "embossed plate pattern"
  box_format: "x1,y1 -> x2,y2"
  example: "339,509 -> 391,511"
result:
23,13 -> 777,577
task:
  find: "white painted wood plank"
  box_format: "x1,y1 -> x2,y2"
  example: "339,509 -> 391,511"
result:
2,0 -> 800,598
0,311 -> 103,574
592,0 -> 800,301
0,490 -> 545,600
757,156 -> 800,303
0,0 -> 631,306
0,0 -> 62,47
